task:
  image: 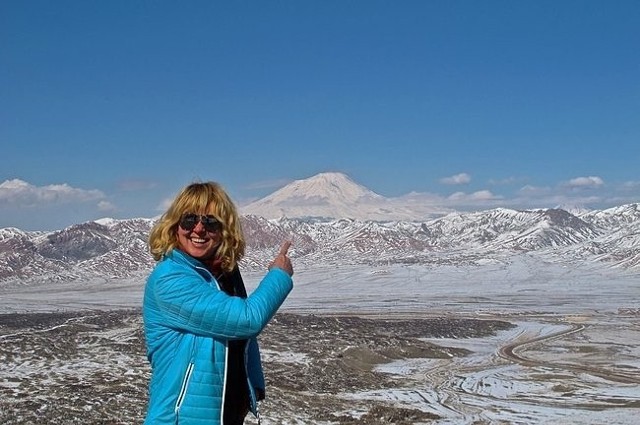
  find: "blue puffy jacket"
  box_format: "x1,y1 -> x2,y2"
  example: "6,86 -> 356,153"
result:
143,249 -> 293,424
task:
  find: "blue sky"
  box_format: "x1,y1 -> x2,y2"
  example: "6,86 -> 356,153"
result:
1,1 -> 639,230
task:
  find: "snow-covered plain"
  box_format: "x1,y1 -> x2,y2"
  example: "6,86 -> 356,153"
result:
270,256 -> 640,424
1,253 -> 638,424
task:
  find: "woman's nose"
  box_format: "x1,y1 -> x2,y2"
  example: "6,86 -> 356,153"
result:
192,220 -> 207,232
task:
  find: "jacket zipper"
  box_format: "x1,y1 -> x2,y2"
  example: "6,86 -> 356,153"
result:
245,341 -> 262,424
174,362 -> 195,422
220,341 -> 229,424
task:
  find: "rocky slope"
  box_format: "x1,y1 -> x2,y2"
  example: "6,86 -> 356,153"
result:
1,203 -> 639,285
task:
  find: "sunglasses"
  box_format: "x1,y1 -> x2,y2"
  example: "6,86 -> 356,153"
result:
179,213 -> 222,232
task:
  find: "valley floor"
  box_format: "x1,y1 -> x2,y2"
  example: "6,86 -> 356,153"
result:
0,308 -> 638,424
1,260 -> 639,424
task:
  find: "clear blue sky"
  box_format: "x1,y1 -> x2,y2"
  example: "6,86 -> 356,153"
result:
1,0 -> 639,230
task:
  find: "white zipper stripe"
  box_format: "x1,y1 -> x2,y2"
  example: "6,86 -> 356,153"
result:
174,362 -> 195,414
219,341 -> 229,423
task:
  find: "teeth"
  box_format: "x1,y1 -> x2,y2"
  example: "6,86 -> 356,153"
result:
191,238 -> 206,243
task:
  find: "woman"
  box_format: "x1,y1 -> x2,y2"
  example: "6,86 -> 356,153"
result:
143,181 -> 293,424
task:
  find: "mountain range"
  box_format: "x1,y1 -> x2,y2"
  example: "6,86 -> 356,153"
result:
1,172 -> 639,284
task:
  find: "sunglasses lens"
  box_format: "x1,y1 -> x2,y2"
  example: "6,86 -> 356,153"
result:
179,214 -> 221,232
201,216 -> 221,232
179,214 -> 199,231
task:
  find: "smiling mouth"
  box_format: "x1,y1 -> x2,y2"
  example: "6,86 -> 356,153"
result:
190,237 -> 207,244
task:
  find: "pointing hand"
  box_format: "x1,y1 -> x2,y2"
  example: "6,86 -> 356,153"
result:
269,240 -> 294,276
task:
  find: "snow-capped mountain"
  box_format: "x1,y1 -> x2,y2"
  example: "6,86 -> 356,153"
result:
241,172 -> 450,221
0,219 -> 157,283
1,174 -> 639,284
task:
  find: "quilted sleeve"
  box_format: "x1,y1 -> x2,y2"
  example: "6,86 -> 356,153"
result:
149,266 -> 293,340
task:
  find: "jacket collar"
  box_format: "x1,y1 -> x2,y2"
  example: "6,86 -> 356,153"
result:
166,248 -> 202,266
165,249 -> 214,280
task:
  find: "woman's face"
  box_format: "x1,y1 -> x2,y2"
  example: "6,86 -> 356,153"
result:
176,213 -> 222,261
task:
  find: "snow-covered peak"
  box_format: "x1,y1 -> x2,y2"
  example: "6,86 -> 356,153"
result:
267,172 -> 382,203
94,218 -> 120,227
241,172 -> 443,220
0,227 -> 30,240
555,204 -> 591,216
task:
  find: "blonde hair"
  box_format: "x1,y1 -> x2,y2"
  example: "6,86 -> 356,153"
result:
149,181 -> 246,272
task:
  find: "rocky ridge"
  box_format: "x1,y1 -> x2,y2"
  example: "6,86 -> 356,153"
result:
1,203 -> 639,285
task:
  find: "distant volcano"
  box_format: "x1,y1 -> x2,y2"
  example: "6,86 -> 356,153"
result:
240,172 -> 446,221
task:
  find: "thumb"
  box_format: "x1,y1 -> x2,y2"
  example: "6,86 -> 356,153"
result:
278,240 -> 292,257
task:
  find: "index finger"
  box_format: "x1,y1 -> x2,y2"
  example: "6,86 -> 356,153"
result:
278,240 -> 292,256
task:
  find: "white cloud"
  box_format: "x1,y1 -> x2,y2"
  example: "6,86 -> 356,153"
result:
0,179 -> 106,207
621,180 -> 640,190
156,197 -> 174,213
440,173 -> 471,185
447,190 -> 501,202
439,176 -> 633,211
488,176 -> 527,186
398,173 -> 637,212
97,200 -> 117,211
504,176 -> 608,208
470,190 -> 500,201
506,181 -> 608,209
564,176 -> 605,189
